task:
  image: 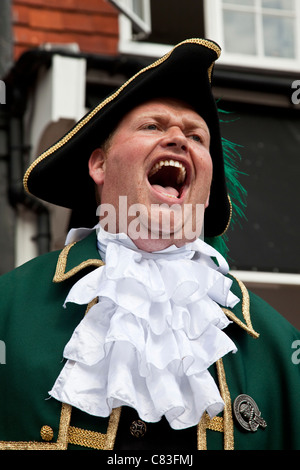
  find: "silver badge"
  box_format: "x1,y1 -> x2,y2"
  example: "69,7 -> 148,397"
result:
233,394 -> 267,432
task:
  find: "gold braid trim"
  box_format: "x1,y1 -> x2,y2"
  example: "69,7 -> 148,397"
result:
217,195 -> 232,237
197,414 -> 224,450
68,426 -> 106,450
67,407 -> 121,450
53,241 -> 104,283
206,415 -> 224,432
0,404 -> 121,451
223,275 -> 259,339
105,406 -> 122,450
216,359 -> 234,450
0,403 -> 72,450
197,359 -> 234,450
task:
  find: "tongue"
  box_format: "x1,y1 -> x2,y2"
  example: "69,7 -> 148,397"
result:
152,184 -> 179,198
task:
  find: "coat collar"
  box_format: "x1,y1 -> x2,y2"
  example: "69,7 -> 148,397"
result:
53,231 -> 103,283
52,230 -> 259,339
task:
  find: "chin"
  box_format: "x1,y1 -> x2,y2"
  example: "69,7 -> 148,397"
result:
131,229 -> 197,253
132,237 -> 175,253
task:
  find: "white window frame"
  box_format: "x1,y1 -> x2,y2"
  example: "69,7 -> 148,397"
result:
116,0 -> 174,57
108,0 -> 151,37
116,0 -> 300,71
204,0 -> 300,72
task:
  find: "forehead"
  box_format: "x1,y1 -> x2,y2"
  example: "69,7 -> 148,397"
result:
118,98 -> 209,130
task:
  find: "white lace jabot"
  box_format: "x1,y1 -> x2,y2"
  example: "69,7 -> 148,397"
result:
49,225 -> 239,430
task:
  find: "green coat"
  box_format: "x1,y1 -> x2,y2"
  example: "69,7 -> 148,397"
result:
0,231 -> 299,450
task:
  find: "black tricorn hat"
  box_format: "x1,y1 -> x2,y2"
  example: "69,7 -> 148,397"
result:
23,38 -> 231,238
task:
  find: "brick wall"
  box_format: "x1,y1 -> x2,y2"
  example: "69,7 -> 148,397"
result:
12,0 -> 119,61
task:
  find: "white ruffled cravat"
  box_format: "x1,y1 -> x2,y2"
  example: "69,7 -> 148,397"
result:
49,226 -> 239,430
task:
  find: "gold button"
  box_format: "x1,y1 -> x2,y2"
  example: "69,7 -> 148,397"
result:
130,419 -> 147,438
40,425 -> 54,441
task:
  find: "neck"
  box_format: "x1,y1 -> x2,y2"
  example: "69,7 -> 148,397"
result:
99,219 -> 197,253
131,236 -> 190,252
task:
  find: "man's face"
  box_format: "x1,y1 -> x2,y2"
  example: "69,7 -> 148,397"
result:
89,98 -> 212,251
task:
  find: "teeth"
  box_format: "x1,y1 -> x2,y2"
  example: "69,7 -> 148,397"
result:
148,160 -> 187,184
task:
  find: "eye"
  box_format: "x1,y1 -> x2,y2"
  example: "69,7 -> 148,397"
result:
189,134 -> 202,143
144,123 -> 159,131
189,132 -> 210,147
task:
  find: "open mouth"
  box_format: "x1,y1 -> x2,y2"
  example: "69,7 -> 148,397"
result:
148,159 -> 188,200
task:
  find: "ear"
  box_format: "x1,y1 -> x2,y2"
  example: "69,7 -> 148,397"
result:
205,190 -> 210,209
88,148 -> 106,186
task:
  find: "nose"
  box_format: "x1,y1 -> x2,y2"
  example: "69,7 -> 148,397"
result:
162,127 -> 188,152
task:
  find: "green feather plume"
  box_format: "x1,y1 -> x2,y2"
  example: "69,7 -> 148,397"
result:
205,109 -> 247,259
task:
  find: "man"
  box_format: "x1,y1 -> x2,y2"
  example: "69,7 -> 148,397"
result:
0,39 -> 299,451
88,97 -> 212,251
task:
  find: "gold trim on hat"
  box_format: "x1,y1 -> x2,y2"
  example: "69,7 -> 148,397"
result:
218,194 -> 232,237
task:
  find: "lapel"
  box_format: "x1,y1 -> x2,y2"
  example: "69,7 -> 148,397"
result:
53,230 -> 104,283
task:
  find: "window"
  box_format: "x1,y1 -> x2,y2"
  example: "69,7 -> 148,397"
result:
116,0 -> 300,71
205,0 -> 300,71
108,0 -> 151,38
116,0 -> 205,57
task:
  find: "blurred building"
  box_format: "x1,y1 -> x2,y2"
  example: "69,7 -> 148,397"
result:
0,0 -> 299,328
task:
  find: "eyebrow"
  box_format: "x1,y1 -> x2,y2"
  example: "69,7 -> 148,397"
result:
184,119 -> 210,135
134,112 -> 210,134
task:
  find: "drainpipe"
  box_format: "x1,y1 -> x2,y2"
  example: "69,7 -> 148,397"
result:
7,112 -> 51,255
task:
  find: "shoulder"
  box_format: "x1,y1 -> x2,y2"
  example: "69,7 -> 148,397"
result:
228,273 -> 299,337
0,230 -> 100,291
248,289 -> 300,339
0,230 -> 101,322
2,249 -> 60,276
0,249 -> 61,294
0,249 -> 66,334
